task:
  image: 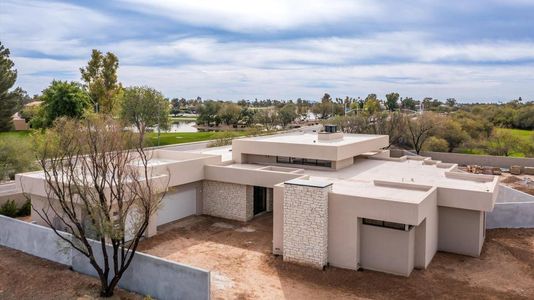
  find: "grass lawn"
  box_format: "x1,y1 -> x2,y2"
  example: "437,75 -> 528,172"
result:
146,131 -> 248,146
496,128 -> 533,157
496,128 -> 534,141
170,116 -> 197,121
0,130 -> 33,143
458,128 -> 533,157
1,130 -> 250,147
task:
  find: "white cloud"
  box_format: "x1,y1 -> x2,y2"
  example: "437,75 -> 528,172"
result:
0,0 -> 111,57
9,32 -> 534,101
114,62 -> 534,102
104,33 -> 534,68
3,0 -> 534,101
118,0 -> 382,32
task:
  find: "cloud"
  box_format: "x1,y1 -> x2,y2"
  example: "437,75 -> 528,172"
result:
0,0 -> 112,57
2,0 -> 534,101
117,0 -> 382,32
104,33 -> 534,68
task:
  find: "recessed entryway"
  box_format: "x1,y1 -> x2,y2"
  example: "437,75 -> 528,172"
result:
253,186 -> 267,215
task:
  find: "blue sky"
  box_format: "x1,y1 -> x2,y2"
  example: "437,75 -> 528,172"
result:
1,0 -> 534,102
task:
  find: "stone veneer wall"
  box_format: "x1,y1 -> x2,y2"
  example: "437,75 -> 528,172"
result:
283,183 -> 331,269
202,180 -> 253,222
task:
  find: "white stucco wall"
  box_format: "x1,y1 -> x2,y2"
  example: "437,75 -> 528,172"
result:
360,224 -> 415,276
156,185 -> 197,226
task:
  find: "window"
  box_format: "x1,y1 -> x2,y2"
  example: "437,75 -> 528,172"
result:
362,218 -> 413,231
275,156 -> 332,168
276,156 -> 291,163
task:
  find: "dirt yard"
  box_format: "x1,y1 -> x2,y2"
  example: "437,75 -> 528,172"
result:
500,173 -> 534,196
1,214 -> 533,299
139,213 -> 534,300
0,246 -> 142,300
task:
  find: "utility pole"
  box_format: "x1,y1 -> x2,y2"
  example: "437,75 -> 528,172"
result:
157,102 -> 161,146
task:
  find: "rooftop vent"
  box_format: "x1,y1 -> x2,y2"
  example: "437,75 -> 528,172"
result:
324,124 -> 338,133
318,124 -> 343,141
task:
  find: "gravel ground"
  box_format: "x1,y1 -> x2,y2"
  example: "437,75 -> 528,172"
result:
138,214 -> 534,300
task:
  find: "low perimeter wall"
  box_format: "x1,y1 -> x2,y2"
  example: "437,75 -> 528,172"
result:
419,151 -> 534,168
0,215 -> 210,300
0,182 -> 27,207
486,185 -> 534,229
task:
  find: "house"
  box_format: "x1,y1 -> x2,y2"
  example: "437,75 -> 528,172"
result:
11,101 -> 43,130
16,125 -> 499,276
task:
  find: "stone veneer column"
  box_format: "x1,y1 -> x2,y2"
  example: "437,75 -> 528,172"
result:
283,179 -> 332,269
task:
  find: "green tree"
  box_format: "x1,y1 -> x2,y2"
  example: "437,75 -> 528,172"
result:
219,103 -> 241,126
312,93 -> 334,119
385,92 -> 399,111
120,86 -> 170,140
253,109 -> 278,129
438,119 -> 469,152
278,103 -> 297,127
446,98 -> 457,107
170,98 -> 181,117
0,42 -> 19,131
401,97 -> 417,111
40,81 -> 91,127
80,49 -> 122,114
363,94 -> 381,115
196,101 -> 222,126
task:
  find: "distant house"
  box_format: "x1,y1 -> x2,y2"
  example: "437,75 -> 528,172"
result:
12,101 -> 42,130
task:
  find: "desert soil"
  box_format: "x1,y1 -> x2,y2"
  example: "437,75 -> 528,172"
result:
138,214 -> 534,300
1,213 -> 533,299
0,246 -> 142,300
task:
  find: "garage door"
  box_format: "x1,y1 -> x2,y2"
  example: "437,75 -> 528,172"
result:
156,187 -> 197,226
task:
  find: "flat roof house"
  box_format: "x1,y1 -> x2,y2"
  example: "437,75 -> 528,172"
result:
17,126 -> 499,276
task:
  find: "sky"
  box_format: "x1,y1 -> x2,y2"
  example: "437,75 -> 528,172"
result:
1,0 -> 534,102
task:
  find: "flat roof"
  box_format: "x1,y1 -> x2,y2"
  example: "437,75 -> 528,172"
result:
240,132 -> 386,146
187,146 -> 233,162
305,158 -> 495,192
324,177 -> 430,203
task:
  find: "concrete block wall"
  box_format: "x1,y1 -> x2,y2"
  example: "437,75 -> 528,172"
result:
487,185 -> 534,229
72,239 -> 210,300
282,182 -> 331,269
0,215 -> 211,300
202,180 -> 253,222
0,214 -> 72,265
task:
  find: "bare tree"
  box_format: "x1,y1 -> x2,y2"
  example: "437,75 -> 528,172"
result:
405,112 -> 440,154
31,115 -> 167,297
368,111 -> 407,148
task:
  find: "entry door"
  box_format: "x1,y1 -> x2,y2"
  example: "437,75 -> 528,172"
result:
254,186 -> 267,215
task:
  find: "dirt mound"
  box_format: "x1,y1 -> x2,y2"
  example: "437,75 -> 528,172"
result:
501,175 -> 521,184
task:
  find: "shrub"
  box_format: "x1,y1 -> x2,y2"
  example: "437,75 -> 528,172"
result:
0,135 -> 38,181
0,200 -> 18,217
16,199 -> 31,217
422,137 -> 449,152
207,131 -> 238,148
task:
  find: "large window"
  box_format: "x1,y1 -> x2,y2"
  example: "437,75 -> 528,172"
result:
276,156 -> 332,168
362,218 -> 413,231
